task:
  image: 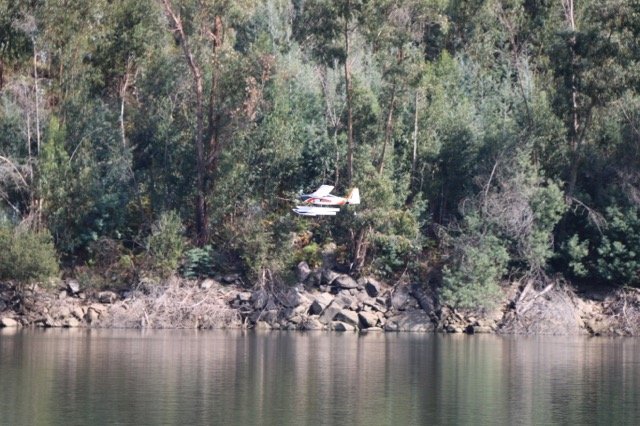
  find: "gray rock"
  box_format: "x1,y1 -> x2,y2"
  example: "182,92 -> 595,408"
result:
302,317 -> 325,330
308,293 -> 334,315
59,291 -> 67,300
200,279 -> 216,290
72,307 -> 86,320
331,321 -> 356,332
0,317 -> 19,327
282,288 -> 305,308
390,286 -> 410,311
237,292 -> 252,302
223,273 -> 241,284
254,321 -> 271,330
411,284 -> 437,315
296,261 -> 311,282
360,327 -> 384,332
334,293 -> 356,309
334,275 -> 358,289
322,269 -> 340,286
365,278 -> 381,297
288,315 -> 304,325
57,307 -> 71,319
98,291 -> 117,304
85,309 -> 100,323
334,309 -> 359,326
384,311 -> 435,332
358,311 -> 378,328
307,270 -> 323,287
89,303 -> 108,314
319,302 -> 342,324
251,289 -> 269,310
472,325 -> 493,334
63,318 -> 80,328
67,279 -> 81,294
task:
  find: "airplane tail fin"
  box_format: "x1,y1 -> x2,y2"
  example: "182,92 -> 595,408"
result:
347,188 -> 360,205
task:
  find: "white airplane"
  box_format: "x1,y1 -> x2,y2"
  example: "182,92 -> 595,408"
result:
293,185 -> 360,216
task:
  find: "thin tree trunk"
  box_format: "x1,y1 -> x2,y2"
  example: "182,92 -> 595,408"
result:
563,0 -> 580,198
162,0 -> 208,245
33,40 -> 40,156
378,85 -> 396,174
411,90 -> 419,182
344,0 -> 354,187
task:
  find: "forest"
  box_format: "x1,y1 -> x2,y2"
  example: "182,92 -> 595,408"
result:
1,0 -> 640,309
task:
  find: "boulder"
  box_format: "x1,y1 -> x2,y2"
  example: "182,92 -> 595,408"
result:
334,275 -> 358,289
85,309 -> 100,323
358,311 -> 378,329
365,278 -> 381,297
319,302 -> 342,324
384,311 -> 435,332
98,291 -> 117,304
334,293 -> 356,309
322,269 -> 340,286
72,307 -> 86,320
0,317 -> 19,327
222,273 -> 241,284
63,318 -> 80,328
334,310 -> 359,327
331,321 -> 356,332
302,317 -> 325,330
254,321 -> 271,330
89,303 -> 108,314
361,327 -> 384,332
282,288 -> 306,308
308,293 -> 334,315
67,279 -> 81,294
57,306 -> 71,319
410,284 -> 437,314
251,289 -> 269,310
200,279 -> 216,290
472,325 -> 493,334
296,261 -> 311,282
307,270 -> 323,287
390,286 -> 410,311
237,292 -> 252,302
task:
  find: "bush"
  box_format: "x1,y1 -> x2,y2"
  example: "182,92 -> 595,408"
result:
181,245 -> 216,279
594,206 -> 640,286
145,211 -> 185,277
0,225 -> 59,284
440,225 -> 509,309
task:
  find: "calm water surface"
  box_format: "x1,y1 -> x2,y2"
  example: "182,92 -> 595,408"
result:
1,329 -> 639,425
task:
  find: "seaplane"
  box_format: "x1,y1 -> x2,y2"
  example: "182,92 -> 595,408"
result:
293,185 -> 360,216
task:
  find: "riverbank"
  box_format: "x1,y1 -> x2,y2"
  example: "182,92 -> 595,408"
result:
1,264 -> 639,335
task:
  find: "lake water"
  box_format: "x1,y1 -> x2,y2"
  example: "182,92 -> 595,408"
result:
1,329 -> 639,425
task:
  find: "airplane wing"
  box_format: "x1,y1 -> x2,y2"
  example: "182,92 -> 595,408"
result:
293,206 -> 339,216
308,185 -> 334,197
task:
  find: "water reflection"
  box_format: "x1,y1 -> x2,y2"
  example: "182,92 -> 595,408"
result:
1,330 -> 639,425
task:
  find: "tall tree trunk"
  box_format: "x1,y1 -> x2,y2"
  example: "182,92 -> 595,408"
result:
207,15 -> 223,177
563,0 -> 580,199
378,84 -> 396,174
411,90 -> 419,182
344,0 -> 354,187
33,39 -> 40,156
162,0 -> 208,245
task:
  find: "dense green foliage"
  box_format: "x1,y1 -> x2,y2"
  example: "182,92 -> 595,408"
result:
2,0 -> 640,306
0,224 -> 59,284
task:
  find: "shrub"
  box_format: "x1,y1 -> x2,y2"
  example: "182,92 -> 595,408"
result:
0,225 -> 59,284
181,245 -> 216,279
440,225 -> 509,309
594,206 -> 640,286
145,211 -> 185,277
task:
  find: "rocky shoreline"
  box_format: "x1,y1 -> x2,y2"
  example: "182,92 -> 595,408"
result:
2,262 -> 640,336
